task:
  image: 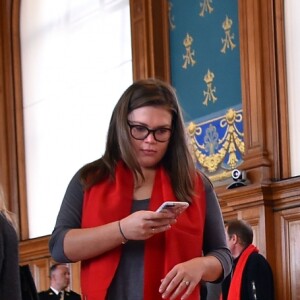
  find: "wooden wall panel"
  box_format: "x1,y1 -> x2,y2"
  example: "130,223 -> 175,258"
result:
0,0 -> 21,224
220,176 -> 300,300
19,236 -> 81,294
274,207 -> 300,300
288,219 -> 300,299
130,0 -> 148,79
130,0 -> 170,81
0,0 -> 29,240
238,0 -> 286,183
274,0 -> 291,178
22,258 -> 51,291
219,185 -> 274,260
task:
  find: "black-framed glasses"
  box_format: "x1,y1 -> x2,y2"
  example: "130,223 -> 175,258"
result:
127,122 -> 172,142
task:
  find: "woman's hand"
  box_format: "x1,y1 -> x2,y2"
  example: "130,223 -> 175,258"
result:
120,210 -> 177,241
159,256 -> 222,300
63,209 -> 177,261
159,258 -> 204,300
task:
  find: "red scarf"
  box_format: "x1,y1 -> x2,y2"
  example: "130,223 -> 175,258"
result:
81,161 -> 206,300
227,244 -> 259,300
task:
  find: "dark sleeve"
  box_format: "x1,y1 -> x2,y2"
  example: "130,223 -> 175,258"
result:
69,290 -> 82,300
0,220 -> 3,272
201,174 -> 233,281
49,170 -> 84,262
242,253 -> 275,300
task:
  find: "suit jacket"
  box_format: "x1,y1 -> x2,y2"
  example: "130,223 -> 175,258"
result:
222,252 -> 274,300
20,265 -> 39,300
38,288 -> 81,300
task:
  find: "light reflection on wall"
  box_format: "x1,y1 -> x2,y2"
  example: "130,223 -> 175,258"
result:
285,0 -> 300,176
20,0 -> 132,238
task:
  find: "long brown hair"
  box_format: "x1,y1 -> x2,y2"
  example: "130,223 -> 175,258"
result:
0,184 -> 18,232
80,78 -> 197,202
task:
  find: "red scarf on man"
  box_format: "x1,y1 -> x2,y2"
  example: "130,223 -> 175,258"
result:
226,244 -> 259,300
81,161 -> 206,300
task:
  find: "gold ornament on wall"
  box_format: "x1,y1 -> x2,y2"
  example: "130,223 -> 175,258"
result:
221,15 -> 236,53
188,108 -> 244,177
203,69 -> 217,106
199,0 -> 214,17
182,33 -> 196,69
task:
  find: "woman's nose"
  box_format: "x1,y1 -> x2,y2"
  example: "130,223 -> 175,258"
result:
144,131 -> 156,142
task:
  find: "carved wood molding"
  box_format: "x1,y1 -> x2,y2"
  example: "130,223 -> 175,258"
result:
217,176 -> 300,214
217,183 -> 273,213
271,177 -> 300,211
19,236 -> 51,263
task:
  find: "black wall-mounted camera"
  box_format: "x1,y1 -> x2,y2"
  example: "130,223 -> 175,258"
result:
227,169 -> 247,189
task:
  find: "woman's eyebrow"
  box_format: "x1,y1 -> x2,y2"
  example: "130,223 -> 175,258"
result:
128,120 -> 172,128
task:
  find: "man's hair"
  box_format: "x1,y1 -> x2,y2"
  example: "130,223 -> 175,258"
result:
226,220 -> 253,247
49,263 -> 67,277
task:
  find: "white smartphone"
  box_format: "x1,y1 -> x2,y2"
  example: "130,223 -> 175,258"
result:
156,201 -> 189,214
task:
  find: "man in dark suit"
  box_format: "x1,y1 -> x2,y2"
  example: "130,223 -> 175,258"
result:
38,263 -> 81,300
221,220 -> 274,300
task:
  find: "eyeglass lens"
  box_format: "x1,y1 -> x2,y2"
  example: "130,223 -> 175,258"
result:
129,124 -> 171,142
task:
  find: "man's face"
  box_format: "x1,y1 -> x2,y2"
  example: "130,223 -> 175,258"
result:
53,265 -> 70,290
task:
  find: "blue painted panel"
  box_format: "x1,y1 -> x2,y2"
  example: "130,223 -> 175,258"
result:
169,0 -> 241,120
169,0 -> 244,180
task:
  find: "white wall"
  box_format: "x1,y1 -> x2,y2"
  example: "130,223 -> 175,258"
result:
285,0 -> 300,176
20,0 -> 132,238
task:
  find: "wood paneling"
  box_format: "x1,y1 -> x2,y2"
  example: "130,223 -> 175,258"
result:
221,176 -> 300,300
238,0 -> 288,183
130,0 -> 170,81
273,177 -> 300,300
274,207 -> 300,300
0,0 -> 29,239
19,236 -> 81,294
273,0 -> 291,178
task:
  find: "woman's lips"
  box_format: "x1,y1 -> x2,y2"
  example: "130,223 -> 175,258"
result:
141,149 -> 156,155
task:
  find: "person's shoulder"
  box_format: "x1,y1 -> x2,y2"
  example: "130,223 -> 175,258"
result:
246,251 -> 272,270
65,289 -> 82,299
38,288 -> 50,294
38,288 -> 55,298
248,251 -> 269,262
196,170 -> 213,190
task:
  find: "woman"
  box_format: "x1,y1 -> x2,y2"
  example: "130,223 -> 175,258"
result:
0,185 -> 22,300
50,78 -> 231,300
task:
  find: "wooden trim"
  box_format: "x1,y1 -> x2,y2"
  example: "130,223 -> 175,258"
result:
0,0 -> 28,238
19,236 -> 51,262
12,0 -> 29,239
274,0 -> 291,178
130,0 -> 170,81
238,0 -> 290,183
